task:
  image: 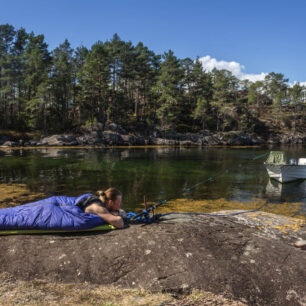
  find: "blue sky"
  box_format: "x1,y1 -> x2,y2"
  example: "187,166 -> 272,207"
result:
1,0 -> 306,83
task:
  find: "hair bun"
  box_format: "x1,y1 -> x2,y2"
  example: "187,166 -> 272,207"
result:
97,190 -> 105,197
97,187 -> 121,202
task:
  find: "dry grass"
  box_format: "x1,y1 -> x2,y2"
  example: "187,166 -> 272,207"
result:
0,184 -> 47,208
0,273 -> 246,306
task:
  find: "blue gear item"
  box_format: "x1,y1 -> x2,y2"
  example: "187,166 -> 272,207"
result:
126,210 -> 152,223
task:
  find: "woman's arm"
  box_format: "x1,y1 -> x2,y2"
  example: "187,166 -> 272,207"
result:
85,203 -> 124,229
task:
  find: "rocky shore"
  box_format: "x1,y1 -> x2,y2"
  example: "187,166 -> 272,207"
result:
0,123 -> 305,147
0,211 -> 305,305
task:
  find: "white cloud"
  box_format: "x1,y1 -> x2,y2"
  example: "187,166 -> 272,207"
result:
198,55 -> 267,82
198,55 -> 306,85
290,81 -> 306,88
296,81 -> 306,87
240,72 -> 268,83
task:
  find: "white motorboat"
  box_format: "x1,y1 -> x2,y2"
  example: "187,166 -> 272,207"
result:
264,151 -> 306,183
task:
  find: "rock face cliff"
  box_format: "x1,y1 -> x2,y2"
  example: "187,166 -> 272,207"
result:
0,211 -> 305,305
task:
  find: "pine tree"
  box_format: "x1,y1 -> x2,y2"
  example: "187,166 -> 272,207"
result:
248,81 -> 266,116
11,27 -> 28,129
72,45 -> 88,125
0,24 -> 16,128
154,50 -> 183,129
78,41 -> 111,127
132,42 -> 160,121
211,68 -> 239,131
50,39 -> 74,131
190,59 -> 213,130
288,83 -> 305,132
23,32 -> 51,130
263,72 -> 288,111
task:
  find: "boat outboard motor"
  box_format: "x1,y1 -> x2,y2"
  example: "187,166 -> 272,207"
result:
298,158 -> 306,165
289,158 -> 297,165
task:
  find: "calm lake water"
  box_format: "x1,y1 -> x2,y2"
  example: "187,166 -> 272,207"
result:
0,146 -> 305,212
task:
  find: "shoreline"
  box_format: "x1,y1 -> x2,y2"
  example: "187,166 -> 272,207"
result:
0,144 -> 265,150
1,128 -> 305,149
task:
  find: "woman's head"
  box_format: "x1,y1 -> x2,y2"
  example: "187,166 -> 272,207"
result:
98,187 -> 122,211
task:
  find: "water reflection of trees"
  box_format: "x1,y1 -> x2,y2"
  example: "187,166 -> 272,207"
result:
0,146 -> 305,210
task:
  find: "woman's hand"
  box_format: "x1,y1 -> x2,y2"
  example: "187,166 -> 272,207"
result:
110,210 -> 120,216
110,209 -> 127,218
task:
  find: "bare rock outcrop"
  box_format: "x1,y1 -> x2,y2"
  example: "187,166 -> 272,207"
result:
0,211 -> 305,305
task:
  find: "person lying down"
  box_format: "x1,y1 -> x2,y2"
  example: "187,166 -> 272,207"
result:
76,187 -> 126,229
0,187 -> 127,232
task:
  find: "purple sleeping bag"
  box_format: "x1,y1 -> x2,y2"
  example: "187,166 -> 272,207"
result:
0,194 -> 105,230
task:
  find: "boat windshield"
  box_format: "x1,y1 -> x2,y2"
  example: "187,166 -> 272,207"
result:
265,151 -> 287,164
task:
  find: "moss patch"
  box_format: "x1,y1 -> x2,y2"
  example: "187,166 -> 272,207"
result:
145,198 -> 306,220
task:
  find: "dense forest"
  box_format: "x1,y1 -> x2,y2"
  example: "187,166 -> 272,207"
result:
0,24 -> 305,136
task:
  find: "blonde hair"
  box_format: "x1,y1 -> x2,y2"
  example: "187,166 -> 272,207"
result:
97,187 -> 121,204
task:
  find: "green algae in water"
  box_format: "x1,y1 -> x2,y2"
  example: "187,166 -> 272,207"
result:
0,146 -> 305,217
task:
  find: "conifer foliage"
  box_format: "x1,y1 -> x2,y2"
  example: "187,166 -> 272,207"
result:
0,24 -> 305,134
